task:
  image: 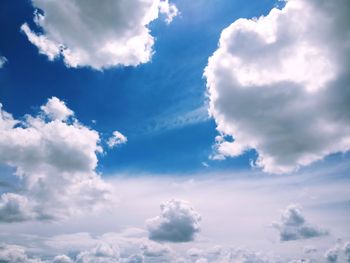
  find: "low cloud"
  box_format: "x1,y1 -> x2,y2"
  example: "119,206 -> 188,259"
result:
324,247 -> 338,263
0,97 -> 112,222
204,0 -> 350,173
22,0 -> 178,69
0,243 -> 42,263
146,199 -> 201,242
273,204 -> 327,241
75,243 -> 120,263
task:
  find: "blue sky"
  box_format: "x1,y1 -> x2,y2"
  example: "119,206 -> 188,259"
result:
0,0 -> 282,175
0,0 -> 350,262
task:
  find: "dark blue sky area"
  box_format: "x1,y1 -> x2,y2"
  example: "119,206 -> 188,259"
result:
0,0 -> 279,175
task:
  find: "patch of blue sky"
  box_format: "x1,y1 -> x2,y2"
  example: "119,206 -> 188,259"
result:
0,0 -> 293,176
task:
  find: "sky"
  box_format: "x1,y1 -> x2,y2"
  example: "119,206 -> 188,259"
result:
0,0 -> 349,262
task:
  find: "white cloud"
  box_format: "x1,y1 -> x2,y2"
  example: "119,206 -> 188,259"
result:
0,97 -> 112,222
0,56 -> 7,68
0,166 -> 349,262
52,255 -> 74,263
273,204 -> 327,241
146,199 -> 201,242
0,243 -> 42,263
21,23 -> 61,61
75,243 -> 120,263
158,0 -> 179,24
0,193 -> 33,222
107,131 -> 128,149
40,97 -> 74,121
204,0 -> 350,173
140,240 -> 171,257
22,0 -> 178,69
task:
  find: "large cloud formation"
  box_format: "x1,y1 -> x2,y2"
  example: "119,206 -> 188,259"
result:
204,0 -> 350,173
146,199 -> 201,242
272,205 -> 327,241
0,97 -> 111,222
21,0 -> 178,69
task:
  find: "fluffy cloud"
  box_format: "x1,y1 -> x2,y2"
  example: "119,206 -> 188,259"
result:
324,247 -> 338,263
140,240 -> 171,258
107,131 -> 128,149
344,242 -> 350,262
0,241 -> 273,263
146,199 -> 201,242
0,97 -> 111,222
40,97 -> 74,121
0,56 -> 7,68
323,241 -> 350,263
0,193 -> 33,222
204,0 -> 350,173
75,243 -> 120,263
0,243 -> 42,263
273,205 -> 327,241
21,0 -> 178,69
52,255 -> 74,263
185,247 -> 269,263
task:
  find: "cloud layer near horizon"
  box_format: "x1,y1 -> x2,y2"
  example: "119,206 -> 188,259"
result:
0,97 -> 112,222
22,0 -> 178,69
205,0 -> 350,173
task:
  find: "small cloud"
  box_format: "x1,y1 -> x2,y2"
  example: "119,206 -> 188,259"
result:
76,243 -> 120,262
107,130 -> 127,149
140,240 -> 171,257
303,246 -> 317,254
0,56 -> 7,68
158,0 -> 179,24
0,193 -> 33,223
40,96 -> 74,121
52,255 -> 74,263
324,247 -> 338,262
344,242 -> 350,262
146,199 -> 201,242
272,204 -> 328,241
201,162 -> 209,168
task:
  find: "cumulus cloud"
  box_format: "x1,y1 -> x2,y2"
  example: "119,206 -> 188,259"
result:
75,243 -> 120,263
40,97 -> 74,121
146,199 -> 201,242
186,247 -> 269,263
140,240 -> 171,258
107,131 -> 128,149
273,205 -> 327,241
322,241 -> 350,263
324,247 -> 338,263
0,97 -> 111,222
158,0 -> 179,24
0,56 -> 7,68
0,243 -> 42,263
21,0 -> 178,69
344,242 -> 350,262
0,193 -> 33,222
204,0 -> 350,173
